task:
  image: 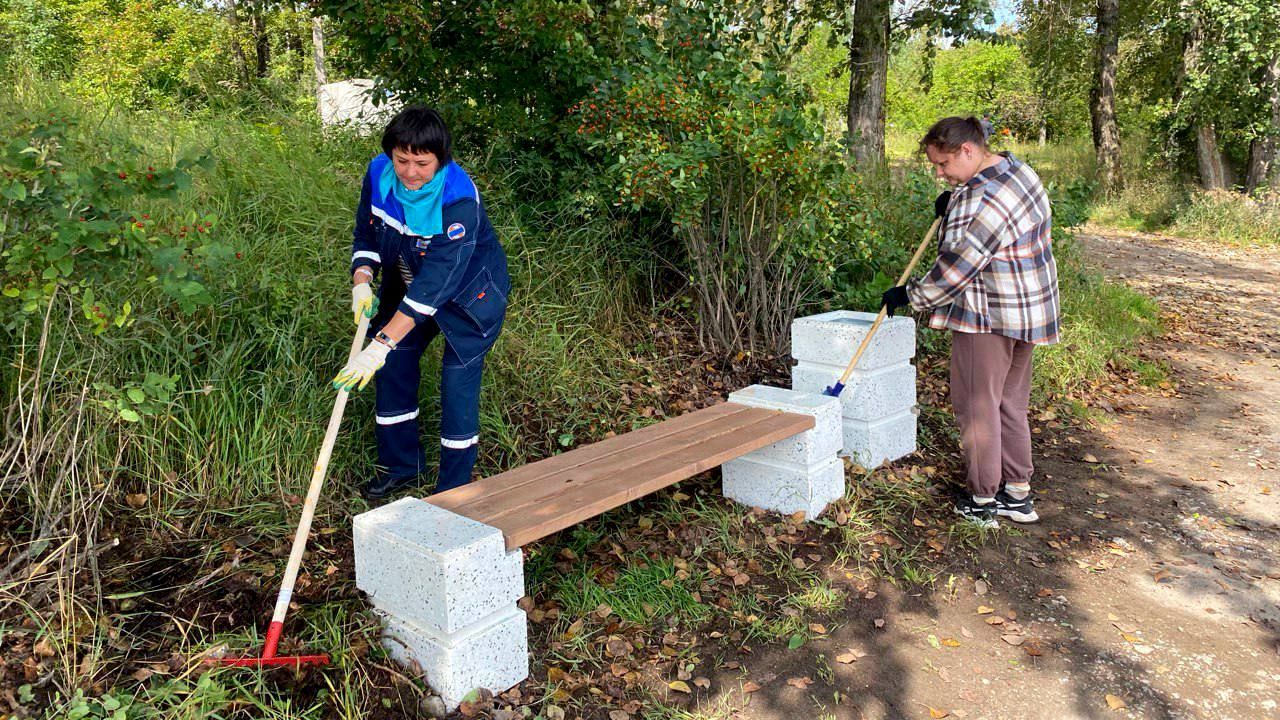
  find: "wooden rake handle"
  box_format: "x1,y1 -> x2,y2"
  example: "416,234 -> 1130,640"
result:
263,312 -> 370,658
832,216 -> 941,390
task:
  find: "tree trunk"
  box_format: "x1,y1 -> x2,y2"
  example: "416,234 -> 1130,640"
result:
1182,3 -> 1230,190
1090,0 -> 1122,192
312,16 -> 327,86
846,0 -> 890,168
226,0 -> 250,85
1195,124 -> 1230,189
253,3 -> 270,78
1246,53 -> 1280,193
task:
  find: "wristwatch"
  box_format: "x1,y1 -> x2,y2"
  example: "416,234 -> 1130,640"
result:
374,330 -> 398,350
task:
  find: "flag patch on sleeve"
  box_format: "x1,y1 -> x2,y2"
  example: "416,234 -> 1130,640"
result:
446,222 -> 466,241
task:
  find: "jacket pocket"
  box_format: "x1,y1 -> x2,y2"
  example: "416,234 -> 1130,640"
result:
453,268 -> 508,338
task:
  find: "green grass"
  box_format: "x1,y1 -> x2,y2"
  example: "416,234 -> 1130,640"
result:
1034,236 -> 1163,402
553,557 -> 711,625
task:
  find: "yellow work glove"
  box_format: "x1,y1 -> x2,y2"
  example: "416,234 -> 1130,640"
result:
332,340 -> 391,392
351,281 -> 377,325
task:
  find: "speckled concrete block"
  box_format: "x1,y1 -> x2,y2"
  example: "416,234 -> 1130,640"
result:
381,606 -> 529,710
843,409 -> 918,469
791,361 -> 916,422
722,456 -> 845,519
726,386 -> 842,467
719,385 -> 845,519
791,310 -> 916,371
354,498 -> 523,636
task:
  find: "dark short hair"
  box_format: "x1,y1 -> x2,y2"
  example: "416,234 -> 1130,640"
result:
381,105 -> 452,164
919,116 -> 987,154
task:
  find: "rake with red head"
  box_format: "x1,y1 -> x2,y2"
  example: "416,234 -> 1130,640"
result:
208,314 -> 371,669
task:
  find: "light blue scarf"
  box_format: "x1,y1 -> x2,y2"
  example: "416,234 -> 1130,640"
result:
378,160 -> 445,237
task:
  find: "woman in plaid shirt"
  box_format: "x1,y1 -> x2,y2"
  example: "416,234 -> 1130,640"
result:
882,116 -> 1060,528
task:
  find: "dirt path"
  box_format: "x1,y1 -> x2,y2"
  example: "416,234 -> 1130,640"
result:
721,230 -> 1280,720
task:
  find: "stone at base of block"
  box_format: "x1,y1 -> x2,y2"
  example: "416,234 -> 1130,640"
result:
842,410 -> 917,468
721,455 -> 845,519
381,606 -> 529,710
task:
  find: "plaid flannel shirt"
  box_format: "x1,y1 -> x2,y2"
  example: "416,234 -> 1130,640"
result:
906,153 -> 1060,345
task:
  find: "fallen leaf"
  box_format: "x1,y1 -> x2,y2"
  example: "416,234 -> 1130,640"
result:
1082,453 -> 1099,463
610,663 -> 629,677
1105,694 -> 1127,710
986,615 -> 1006,626
125,493 -> 147,509
960,626 -> 974,639
786,677 -> 813,689
668,680 -> 691,694
637,517 -> 653,530
974,579 -> 989,595
609,712 -> 631,720
742,681 -> 762,694
873,618 -> 886,628
976,606 -> 995,615
546,667 -> 569,684
1001,634 -> 1025,646
693,677 -> 711,689
929,708 -> 950,719
606,637 -> 630,657
1037,588 -> 1054,597
1023,642 -> 1044,657
835,652 -> 858,664
942,638 -> 961,647
927,634 -> 942,649
595,603 -> 613,618
808,623 -> 827,634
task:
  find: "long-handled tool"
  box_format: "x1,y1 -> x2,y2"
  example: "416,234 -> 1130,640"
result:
824,217 -> 941,397
210,313 -> 371,668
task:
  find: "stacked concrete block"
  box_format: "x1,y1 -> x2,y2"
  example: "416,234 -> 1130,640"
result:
720,385 -> 845,519
354,498 -> 527,709
790,310 -> 918,468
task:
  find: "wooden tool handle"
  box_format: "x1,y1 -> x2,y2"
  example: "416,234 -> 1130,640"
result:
264,313 -> 370,656
834,217 -> 941,387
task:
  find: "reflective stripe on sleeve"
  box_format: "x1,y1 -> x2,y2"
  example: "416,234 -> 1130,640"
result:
353,250 -> 381,263
440,435 -> 479,449
403,297 -> 437,316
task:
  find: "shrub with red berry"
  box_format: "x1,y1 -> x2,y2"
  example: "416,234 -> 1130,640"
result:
0,112 -> 228,332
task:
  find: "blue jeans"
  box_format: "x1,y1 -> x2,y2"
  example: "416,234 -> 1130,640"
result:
373,317 -> 484,493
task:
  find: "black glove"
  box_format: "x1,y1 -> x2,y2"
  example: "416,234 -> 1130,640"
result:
934,190 -> 953,218
881,285 -> 910,317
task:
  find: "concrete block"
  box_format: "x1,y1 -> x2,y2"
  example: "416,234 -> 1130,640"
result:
727,385 -> 842,466
722,456 -> 845,519
381,606 -> 529,710
354,498 -> 523,636
842,410 -> 918,469
791,361 -> 916,422
317,79 -> 398,130
791,311 -> 916,371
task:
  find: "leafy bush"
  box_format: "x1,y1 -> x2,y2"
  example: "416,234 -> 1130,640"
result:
575,2 -> 876,355
0,110 -> 224,328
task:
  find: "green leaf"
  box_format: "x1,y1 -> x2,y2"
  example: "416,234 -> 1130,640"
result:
787,633 -> 806,650
126,388 -> 146,403
118,408 -> 141,423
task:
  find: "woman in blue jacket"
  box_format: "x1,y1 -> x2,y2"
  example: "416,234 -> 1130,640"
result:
333,105 -> 510,500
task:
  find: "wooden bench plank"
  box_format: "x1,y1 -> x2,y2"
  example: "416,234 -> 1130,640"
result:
434,408 -> 814,549
444,406 -> 788,524
429,403 -> 755,512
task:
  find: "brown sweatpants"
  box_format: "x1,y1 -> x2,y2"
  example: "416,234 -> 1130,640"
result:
950,331 -> 1035,498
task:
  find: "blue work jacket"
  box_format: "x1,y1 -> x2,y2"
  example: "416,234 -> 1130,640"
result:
350,155 -> 510,366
